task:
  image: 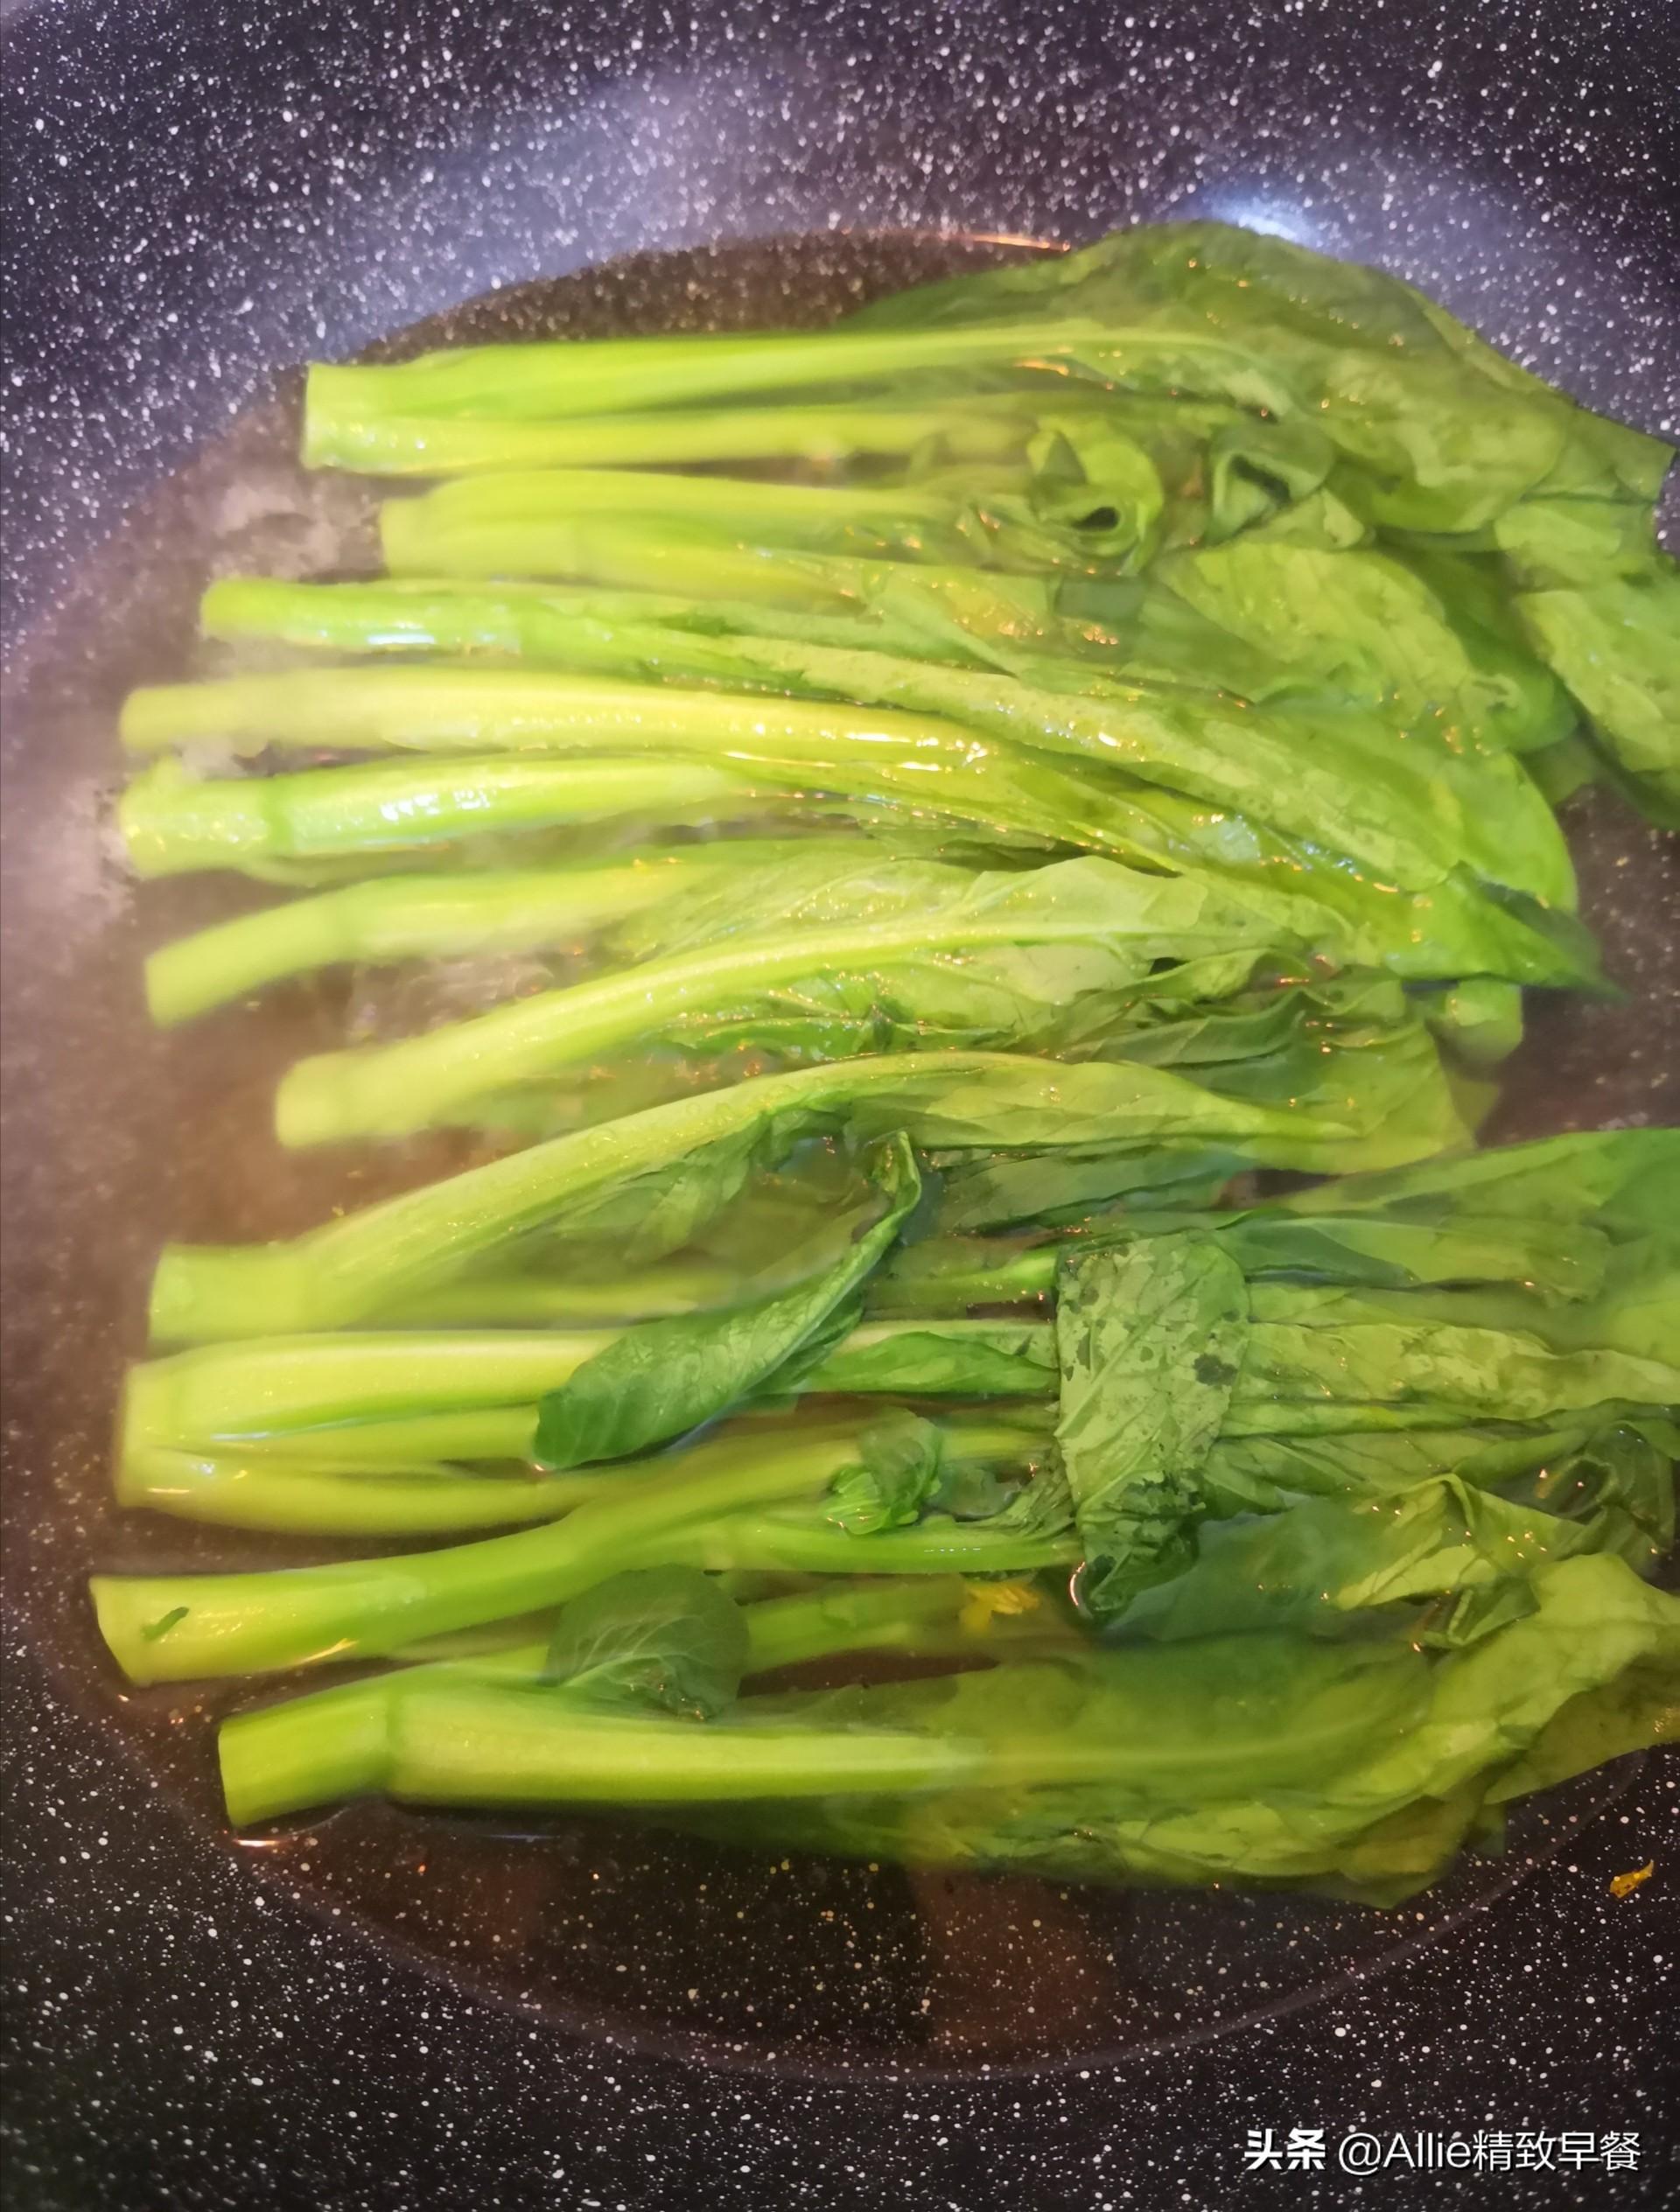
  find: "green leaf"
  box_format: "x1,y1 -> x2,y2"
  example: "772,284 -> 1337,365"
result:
849,220 -> 1670,540
924,975 -> 1480,1234
931,1142 -> 1243,1236
1227,1296 -> 1680,1435
1196,1209 -> 1606,1300
968,1450 -> 1077,1539
534,1131 -> 921,1467
1275,1126 -> 1679,1235
152,1046 -> 1384,1343
869,1200 -> 1614,1312
1022,412 -> 1165,566
825,1413 -> 948,1534
1483,1657 -> 1680,1805
122,659 -> 1599,990
1516,561 -> 1680,827
670,1555 -> 1678,1900
1494,493 -> 1667,590
454,606 -> 1575,906
1197,1422 -> 1601,1515
1152,542 -> 1572,756
1054,1236 -> 1249,1617
1102,1471 -> 1619,1647
542,1567 -> 748,1718
807,1319 -> 1060,1399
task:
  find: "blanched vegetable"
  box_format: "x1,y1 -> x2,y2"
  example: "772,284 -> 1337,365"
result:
215,1553 -> 1679,1905
149,1047 -> 1437,1343
96,223 -> 1679,1908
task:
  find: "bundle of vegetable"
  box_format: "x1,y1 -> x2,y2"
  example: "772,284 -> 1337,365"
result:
96,221 -> 1679,1908
93,1128 -> 1677,1904
144,1044 -> 1480,1344
294,219 -> 1678,824
120,652 -> 1593,991
213,1555 -> 1678,1904
108,1124 -> 1678,1523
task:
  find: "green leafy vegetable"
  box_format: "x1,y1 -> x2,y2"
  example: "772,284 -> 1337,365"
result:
845,222 -> 1672,542
298,390 -> 1042,476
93,1412 -> 1043,1684
142,842 -> 836,1025
824,1413 -> 948,1535
806,1318 -> 1059,1399
302,222 -> 1670,551
1516,562 -> 1680,826
269,854 -> 1304,1144
215,1554 -> 1680,1903
532,1133 -> 920,1466
164,603 -> 1574,914
542,1567 -> 748,1718
147,1048 -> 1387,1344
1054,1236 -> 1248,1614
116,752 -> 773,880
96,224 -> 1680,1909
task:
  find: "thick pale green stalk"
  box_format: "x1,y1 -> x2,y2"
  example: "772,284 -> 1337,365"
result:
144,858 -> 701,1024
663,1510 -> 1078,1579
119,756 -> 763,879
120,1432 -> 1072,1540
222,1672 -> 418,1822
378,1262 -> 746,1329
741,1576 -> 1082,1669
868,1240 -> 1058,1312
122,1331 -> 613,1446
202,570 -> 1068,671
91,1417 -> 1038,1684
118,1447 -> 610,1536
122,1434 -> 1061,1542
146,1052 -> 1304,1345
377,1248 -> 1054,1329
197,575 -> 1578,920
303,396 -> 1035,475
217,1578 -> 1080,1820
738,1578 -> 988,1672
271,867 -> 1267,1144
118,668 -> 1183,884
384,1576 -> 1061,1677
302,320 -> 1285,423
389,515 -> 906,600
317,597 -> 1572,907
114,670 -> 1586,985
122,681 -> 1450,990
116,668 -> 975,764
94,1425 -> 878,1683
122,1320 -> 1057,1458
184,1406 -> 545,1464
274,907 -> 952,1143
221,1676 -> 984,1825
379,467 -> 973,567
122,1400 -> 980,1532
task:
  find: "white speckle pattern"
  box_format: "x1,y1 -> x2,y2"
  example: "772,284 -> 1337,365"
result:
3,0 -> 1677,2203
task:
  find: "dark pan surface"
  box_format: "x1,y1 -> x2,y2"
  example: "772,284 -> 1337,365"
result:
4,0 -> 1677,2202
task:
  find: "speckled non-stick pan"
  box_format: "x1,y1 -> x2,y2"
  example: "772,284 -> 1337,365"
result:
3,4 -> 1676,2207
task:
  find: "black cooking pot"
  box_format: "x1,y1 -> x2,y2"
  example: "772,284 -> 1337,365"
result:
4,4 -> 1676,2208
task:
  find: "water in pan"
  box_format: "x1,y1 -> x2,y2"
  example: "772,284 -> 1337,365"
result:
2,234 -> 1676,2080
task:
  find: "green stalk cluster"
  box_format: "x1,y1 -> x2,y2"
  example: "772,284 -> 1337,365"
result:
94,222 -> 1678,1900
